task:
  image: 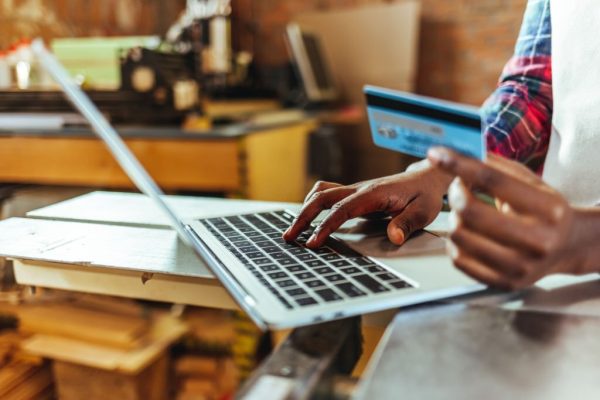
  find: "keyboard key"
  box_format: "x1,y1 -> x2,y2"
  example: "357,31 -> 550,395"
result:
268,272 -> 288,280
285,265 -> 305,273
297,254 -> 317,261
336,283 -> 366,298
378,272 -> 398,281
325,274 -> 346,283
279,212 -> 296,223
353,274 -> 390,293
276,295 -> 293,309
352,257 -> 374,266
263,246 -> 281,254
286,288 -> 308,297
314,267 -> 335,275
253,258 -> 272,266
367,265 -> 386,273
314,247 -> 333,254
295,297 -> 318,307
331,260 -> 351,268
321,253 -> 341,261
279,258 -> 296,266
316,288 -> 342,302
294,271 -> 315,281
305,260 -> 326,268
270,252 -> 287,260
246,252 -> 265,259
259,264 -> 279,272
390,280 -> 412,289
238,246 -> 258,253
276,279 -> 297,288
305,280 -> 326,288
340,267 -> 360,275
289,247 -> 307,255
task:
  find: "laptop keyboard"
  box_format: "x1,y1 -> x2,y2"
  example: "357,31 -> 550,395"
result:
199,210 -> 413,310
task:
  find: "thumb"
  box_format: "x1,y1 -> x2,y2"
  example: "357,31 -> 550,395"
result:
387,202 -> 432,245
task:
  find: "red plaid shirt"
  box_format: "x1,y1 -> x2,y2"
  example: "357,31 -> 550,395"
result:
482,0 -> 552,171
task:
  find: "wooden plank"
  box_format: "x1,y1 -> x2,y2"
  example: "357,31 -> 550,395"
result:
17,304 -> 149,350
53,356 -> 168,400
13,260 -> 238,310
3,365 -> 53,400
243,121 -> 316,202
23,314 -> 186,374
0,137 -> 240,191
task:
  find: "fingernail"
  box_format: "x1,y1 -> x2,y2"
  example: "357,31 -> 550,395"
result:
448,211 -> 459,231
307,234 -> 317,245
448,179 -> 467,211
428,147 -> 451,165
446,241 -> 459,259
283,228 -> 291,236
388,226 -> 405,245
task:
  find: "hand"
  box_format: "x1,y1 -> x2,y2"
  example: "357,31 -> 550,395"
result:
427,147 -> 600,290
282,160 -> 453,248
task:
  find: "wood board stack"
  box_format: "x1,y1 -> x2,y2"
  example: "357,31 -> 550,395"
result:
0,331 -> 54,400
0,293 -> 187,400
172,309 -> 261,400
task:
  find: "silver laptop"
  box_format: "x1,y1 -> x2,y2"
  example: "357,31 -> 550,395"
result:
32,39 -> 481,330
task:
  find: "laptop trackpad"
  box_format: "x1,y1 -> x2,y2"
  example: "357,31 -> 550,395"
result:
333,218 -> 446,259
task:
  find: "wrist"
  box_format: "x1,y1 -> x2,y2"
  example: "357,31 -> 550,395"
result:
570,208 -> 600,273
407,160 -> 454,193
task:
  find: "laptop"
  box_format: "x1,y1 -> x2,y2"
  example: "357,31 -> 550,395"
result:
32,39 -> 482,330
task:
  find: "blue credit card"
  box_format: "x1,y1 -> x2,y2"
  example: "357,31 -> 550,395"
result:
365,85 -> 485,160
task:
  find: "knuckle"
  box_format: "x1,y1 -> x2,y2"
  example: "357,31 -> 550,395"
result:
534,231 -> 559,257
330,202 -> 352,220
309,191 -> 326,204
314,180 -> 332,190
549,202 -> 568,223
474,167 -> 498,190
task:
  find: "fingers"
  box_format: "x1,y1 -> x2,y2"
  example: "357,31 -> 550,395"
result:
487,153 -> 541,186
283,182 -> 353,242
387,200 -> 437,245
304,181 -> 342,203
448,178 -> 556,256
447,241 -> 516,290
427,147 -> 558,218
305,191 -> 378,248
449,220 -> 527,279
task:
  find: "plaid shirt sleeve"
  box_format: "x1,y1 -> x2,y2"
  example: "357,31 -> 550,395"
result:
482,0 -> 553,170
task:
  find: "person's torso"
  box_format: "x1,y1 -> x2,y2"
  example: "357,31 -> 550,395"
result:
544,0 -> 600,206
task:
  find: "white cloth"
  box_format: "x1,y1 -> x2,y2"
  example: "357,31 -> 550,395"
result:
544,1 -> 600,206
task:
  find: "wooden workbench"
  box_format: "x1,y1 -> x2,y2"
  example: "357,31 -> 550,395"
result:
0,120 -> 316,202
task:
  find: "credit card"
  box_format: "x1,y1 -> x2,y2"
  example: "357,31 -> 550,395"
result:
365,85 -> 485,160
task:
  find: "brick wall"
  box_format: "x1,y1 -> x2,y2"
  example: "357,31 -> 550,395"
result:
0,0 -> 184,48
232,0 -> 528,105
